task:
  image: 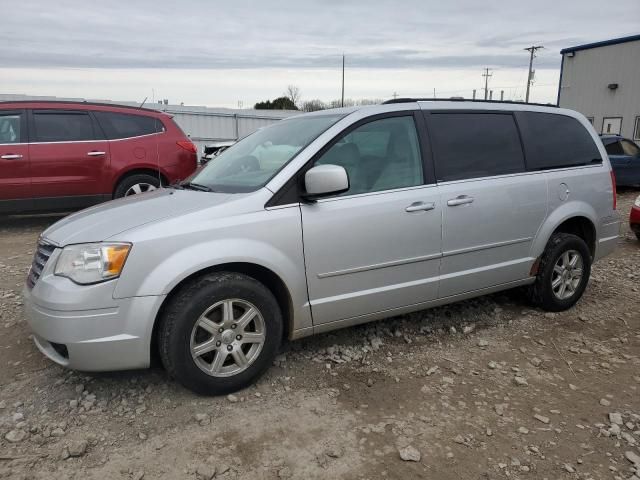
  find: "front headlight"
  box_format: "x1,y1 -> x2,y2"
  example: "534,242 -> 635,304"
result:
54,243 -> 131,284
635,196 -> 640,207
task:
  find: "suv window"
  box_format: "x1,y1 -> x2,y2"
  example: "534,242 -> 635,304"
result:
0,113 -> 22,143
94,112 -> 163,140
621,140 -> 640,157
315,115 -> 423,195
604,141 -> 624,156
32,111 -> 97,142
516,112 -> 602,170
428,113 -> 525,182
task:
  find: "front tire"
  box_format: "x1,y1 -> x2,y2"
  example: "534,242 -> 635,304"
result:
158,272 -> 283,395
527,233 -> 591,312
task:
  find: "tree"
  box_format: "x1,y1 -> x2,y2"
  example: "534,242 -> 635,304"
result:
302,99 -> 327,112
254,96 -> 298,110
285,85 -> 301,107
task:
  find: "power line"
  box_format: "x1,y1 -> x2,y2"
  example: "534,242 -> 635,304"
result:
524,45 -> 544,103
482,68 -> 493,100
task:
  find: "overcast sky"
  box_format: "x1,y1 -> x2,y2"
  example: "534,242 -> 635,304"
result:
1,0 -> 639,107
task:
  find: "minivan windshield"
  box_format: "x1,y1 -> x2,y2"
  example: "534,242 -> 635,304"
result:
188,113 -> 344,193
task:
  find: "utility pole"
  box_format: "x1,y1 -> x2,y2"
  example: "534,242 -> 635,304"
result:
392,91 -> 399,99
482,68 -> 493,100
472,89 -> 476,100
524,45 -> 544,103
341,54 -> 345,107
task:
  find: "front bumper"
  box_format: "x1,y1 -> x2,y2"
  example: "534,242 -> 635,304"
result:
23,261 -> 165,371
630,206 -> 640,235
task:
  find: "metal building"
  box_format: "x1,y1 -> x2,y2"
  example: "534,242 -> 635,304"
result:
0,94 -> 298,153
558,34 -> 640,140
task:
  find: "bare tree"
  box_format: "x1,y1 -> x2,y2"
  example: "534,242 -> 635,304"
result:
302,99 -> 327,112
284,85 -> 301,108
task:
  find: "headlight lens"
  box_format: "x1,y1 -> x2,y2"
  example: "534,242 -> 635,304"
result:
635,196 -> 640,207
55,243 -> 131,284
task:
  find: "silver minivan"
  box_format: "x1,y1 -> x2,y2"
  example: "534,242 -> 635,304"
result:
23,100 -> 620,395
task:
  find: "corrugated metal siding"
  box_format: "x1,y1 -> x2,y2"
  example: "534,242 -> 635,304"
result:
558,39 -> 640,139
0,94 -> 299,153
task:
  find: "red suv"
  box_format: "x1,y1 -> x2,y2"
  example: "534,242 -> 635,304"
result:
0,101 -> 198,214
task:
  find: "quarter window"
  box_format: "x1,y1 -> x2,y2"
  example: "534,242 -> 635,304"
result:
94,112 -> 163,140
32,111 -> 96,142
516,112 -> 602,170
0,113 -> 22,143
428,113 -> 525,182
315,115 -> 424,195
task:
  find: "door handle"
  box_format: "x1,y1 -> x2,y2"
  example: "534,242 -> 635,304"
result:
447,195 -> 474,206
0,154 -> 23,160
87,151 -> 106,156
405,201 -> 436,212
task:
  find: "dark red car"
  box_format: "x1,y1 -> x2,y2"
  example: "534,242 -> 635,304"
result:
631,195 -> 640,241
0,101 -> 197,214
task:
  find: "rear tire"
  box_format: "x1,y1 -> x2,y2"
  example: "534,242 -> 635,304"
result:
113,174 -> 161,198
158,272 -> 282,396
526,233 -> 591,312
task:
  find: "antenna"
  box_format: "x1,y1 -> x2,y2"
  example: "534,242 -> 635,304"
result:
139,96 -> 148,109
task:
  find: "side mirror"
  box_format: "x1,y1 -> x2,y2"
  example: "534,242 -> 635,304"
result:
303,164 -> 349,200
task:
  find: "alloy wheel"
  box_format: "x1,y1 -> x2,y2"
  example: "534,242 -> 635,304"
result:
189,299 -> 266,377
124,183 -> 157,196
551,249 -> 584,300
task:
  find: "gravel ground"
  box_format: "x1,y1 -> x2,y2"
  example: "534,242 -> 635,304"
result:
0,191 -> 638,480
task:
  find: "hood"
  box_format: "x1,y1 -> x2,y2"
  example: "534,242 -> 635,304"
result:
42,188 -> 238,245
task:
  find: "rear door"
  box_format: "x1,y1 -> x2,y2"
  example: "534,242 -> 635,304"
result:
0,110 -> 30,210
424,111 -> 547,298
301,113 -> 442,325
28,109 -> 111,202
619,140 -> 640,185
604,140 -> 632,185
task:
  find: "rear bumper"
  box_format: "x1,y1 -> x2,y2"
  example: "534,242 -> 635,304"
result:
595,212 -> 621,261
23,281 -> 165,372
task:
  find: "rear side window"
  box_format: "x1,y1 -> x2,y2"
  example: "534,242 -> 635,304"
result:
621,140 -> 640,156
516,112 -> 602,170
604,141 -> 624,156
428,113 -> 525,182
32,111 -> 96,142
0,113 -> 22,143
94,112 -> 164,140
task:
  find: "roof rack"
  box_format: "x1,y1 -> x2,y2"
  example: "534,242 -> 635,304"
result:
382,97 -> 558,108
0,99 -> 163,114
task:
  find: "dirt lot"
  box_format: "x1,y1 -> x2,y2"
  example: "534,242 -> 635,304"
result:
0,191 -> 639,480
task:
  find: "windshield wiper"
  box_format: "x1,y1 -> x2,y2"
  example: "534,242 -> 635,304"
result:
181,182 -> 213,192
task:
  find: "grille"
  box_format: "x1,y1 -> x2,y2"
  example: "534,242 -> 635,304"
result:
26,240 -> 57,289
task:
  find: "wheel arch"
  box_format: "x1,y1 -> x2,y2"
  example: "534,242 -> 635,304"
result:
150,262 -> 295,365
532,202 -> 597,260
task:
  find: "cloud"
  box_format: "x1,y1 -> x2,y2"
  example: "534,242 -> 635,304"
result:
3,0 -> 638,71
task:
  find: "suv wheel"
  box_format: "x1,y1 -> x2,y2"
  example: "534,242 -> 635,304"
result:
527,233 -> 591,312
114,174 -> 161,198
158,272 -> 283,395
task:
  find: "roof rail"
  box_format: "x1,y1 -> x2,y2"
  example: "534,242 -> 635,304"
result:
0,99 -> 164,114
382,97 -> 558,108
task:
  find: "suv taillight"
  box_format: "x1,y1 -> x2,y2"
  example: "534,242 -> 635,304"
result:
176,140 -> 197,154
610,170 -> 617,210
